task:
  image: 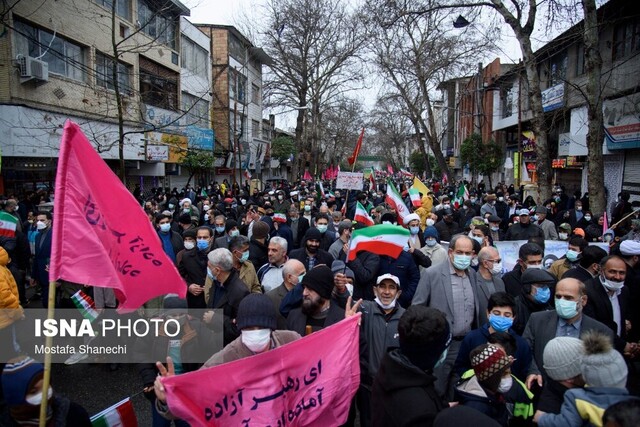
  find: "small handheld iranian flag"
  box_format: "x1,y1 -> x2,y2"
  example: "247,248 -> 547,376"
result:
0,211 -> 18,238
90,397 -> 138,427
347,224 -> 410,261
385,180 -> 410,223
71,290 -> 99,322
408,188 -> 422,207
273,212 -> 287,223
354,201 -> 375,226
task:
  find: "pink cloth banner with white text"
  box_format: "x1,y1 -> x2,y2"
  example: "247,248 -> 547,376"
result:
50,121 -> 186,312
163,315 -> 361,427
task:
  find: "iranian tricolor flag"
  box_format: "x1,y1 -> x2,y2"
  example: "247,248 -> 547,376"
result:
0,211 -> 17,238
90,397 -> 137,427
71,290 -> 99,322
347,224 -> 410,261
385,180 -> 410,224
453,184 -> 469,209
355,201 -> 375,226
408,188 -> 422,207
273,213 -> 287,223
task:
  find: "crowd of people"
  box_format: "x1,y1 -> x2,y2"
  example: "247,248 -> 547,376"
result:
1,177 -> 640,426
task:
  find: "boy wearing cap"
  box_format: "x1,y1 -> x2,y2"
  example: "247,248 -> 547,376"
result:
535,331 -> 637,427
2,356 -> 91,426
346,274 -> 405,427
455,344 -> 533,426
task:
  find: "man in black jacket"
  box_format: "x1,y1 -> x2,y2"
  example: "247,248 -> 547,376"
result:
286,265 -> 343,335
204,248 -> 250,345
505,209 -> 544,241
288,228 -> 334,272
372,306 -> 451,426
503,242 -> 544,298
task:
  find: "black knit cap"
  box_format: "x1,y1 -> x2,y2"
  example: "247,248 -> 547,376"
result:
236,294 -> 278,330
225,219 -> 238,232
301,265 -> 334,300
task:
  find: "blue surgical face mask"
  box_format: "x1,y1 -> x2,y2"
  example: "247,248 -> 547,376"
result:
197,239 -> 209,251
533,286 -> 551,304
239,251 -> 250,263
471,236 -> 484,245
426,239 -> 437,247
298,273 -> 305,284
452,254 -> 472,270
159,223 -> 171,233
489,314 -> 514,332
566,249 -> 580,262
229,229 -> 240,237
409,226 -> 420,235
316,225 -> 328,233
215,226 -> 225,234
207,267 -> 214,280
555,298 -> 579,319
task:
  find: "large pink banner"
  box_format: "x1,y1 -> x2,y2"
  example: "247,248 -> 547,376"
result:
163,315 -> 361,427
50,121 -> 186,312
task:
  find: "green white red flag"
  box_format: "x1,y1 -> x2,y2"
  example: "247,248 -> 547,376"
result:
0,211 -> 17,238
385,180 -> 410,223
90,397 -> 137,427
347,224 -> 410,261
354,201 -> 375,226
71,290 -> 99,322
408,188 -> 422,207
453,184 -> 469,209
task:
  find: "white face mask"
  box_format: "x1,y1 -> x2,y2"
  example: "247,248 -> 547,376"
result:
36,221 -> 47,230
241,329 -> 272,353
601,275 -> 624,291
184,241 -> 195,250
374,296 -> 396,310
490,261 -> 503,275
559,232 -> 568,240
426,219 -> 435,227
159,223 -> 171,233
497,375 -> 512,394
25,386 -> 53,405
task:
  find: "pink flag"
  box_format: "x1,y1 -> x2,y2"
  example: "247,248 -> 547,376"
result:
163,315 -> 361,427
387,164 -> 394,175
50,121 -> 186,312
303,169 -> 312,181
603,210 -> 609,234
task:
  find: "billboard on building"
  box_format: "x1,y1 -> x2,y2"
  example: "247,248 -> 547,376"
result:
604,93 -> 640,150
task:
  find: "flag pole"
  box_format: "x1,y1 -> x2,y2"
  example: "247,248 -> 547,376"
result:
39,280 -> 57,427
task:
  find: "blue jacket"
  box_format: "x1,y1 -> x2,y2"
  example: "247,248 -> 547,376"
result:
538,387 -> 638,427
454,323 -> 532,382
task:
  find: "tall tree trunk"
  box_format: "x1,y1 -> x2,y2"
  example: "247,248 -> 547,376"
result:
293,96 -> 306,180
412,118 -> 431,178
520,40 -> 552,203
582,0 -> 606,214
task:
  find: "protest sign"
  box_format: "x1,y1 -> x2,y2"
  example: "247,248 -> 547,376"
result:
163,315 -> 361,427
335,172 -> 363,190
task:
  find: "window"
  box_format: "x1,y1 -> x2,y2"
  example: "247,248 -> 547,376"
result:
139,58 -> 178,110
96,51 -> 132,94
251,83 -> 260,104
262,123 -> 271,141
575,44 -> 585,76
13,20 -> 85,81
229,34 -> 246,63
94,0 -> 131,20
229,68 -> 247,104
138,0 -> 177,49
252,120 -> 260,138
181,36 -> 208,80
549,52 -> 568,86
613,19 -> 640,61
501,85 -> 514,118
182,92 -> 209,128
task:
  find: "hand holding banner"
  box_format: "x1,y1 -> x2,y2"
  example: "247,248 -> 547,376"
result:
162,315 -> 361,427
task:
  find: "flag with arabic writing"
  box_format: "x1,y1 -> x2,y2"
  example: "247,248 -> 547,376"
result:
162,315 -> 361,427
50,121 -> 186,313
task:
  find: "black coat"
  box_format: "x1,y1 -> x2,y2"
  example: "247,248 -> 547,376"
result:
286,302 -> 344,336
208,269 -> 250,345
248,238 -> 269,272
179,247 -> 209,309
583,276 -> 631,353
505,223 -> 544,241
502,265 -> 524,298
288,247 -> 334,272
288,216 -> 310,250
372,349 -> 446,427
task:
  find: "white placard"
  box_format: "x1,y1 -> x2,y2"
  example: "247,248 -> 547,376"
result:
336,172 -> 364,190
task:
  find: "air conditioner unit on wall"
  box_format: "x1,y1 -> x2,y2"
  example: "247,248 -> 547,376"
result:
18,56 -> 49,83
